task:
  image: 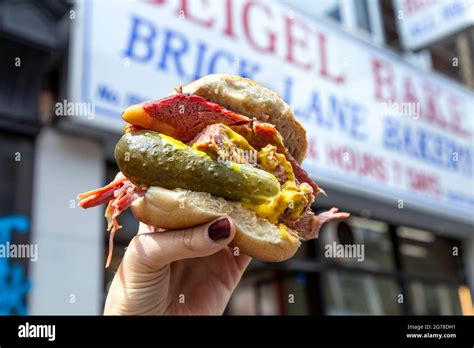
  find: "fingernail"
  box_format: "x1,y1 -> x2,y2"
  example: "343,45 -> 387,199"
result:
208,218 -> 231,242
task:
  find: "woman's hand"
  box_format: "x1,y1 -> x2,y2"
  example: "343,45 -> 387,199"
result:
104,217 -> 251,315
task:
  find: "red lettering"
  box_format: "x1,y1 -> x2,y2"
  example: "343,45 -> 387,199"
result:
406,168 -> 441,196
447,95 -> 470,137
404,0 -> 437,16
359,154 -> 386,181
372,58 -> 396,102
391,161 -> 403,185
223,0 -> 236,38
372,61 -> 470,138
318,33 -> 345,84
326,145 -> 386,182
424,84 -> 447,128
179,0 -> 214,28
285,17 -> 311,70
243,1 -> 276,54
308,137 -> 318,160
402,76 -> 418,104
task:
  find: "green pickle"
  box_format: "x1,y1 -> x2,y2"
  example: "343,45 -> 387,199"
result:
115,130 -> 280,204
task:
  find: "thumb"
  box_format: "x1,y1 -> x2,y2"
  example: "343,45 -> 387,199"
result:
128,217 -> 235,269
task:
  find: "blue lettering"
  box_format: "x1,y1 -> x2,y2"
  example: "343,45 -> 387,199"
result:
383,117 -> 401,150
310,91 -> 326,126
237,59 -> 260,79
418,128 -> 428,161
295,90 -> 325,124
350,104 -> 367,140
442,1 -> 466,20
191,41 -> 209,80
97,84 -> 119,105
329,95 -> 345,130
383,117 -> 472,177
403,126 -> 419,159
208,49 -> 234,74
123,15 -> 157,63
158,29 -> 189,78
431,134 -> 443,167
444,138 -> 459,171
282,76 -> 293,105
125,93 -> 149,106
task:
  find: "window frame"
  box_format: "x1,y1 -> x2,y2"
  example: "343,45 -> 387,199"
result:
242,218 -> 468,315
341,0 -> 386,45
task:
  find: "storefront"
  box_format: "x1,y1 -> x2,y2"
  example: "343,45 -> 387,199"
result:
7,0 -> 471,315
228,217 -> 470,315
0,0 -> 72,314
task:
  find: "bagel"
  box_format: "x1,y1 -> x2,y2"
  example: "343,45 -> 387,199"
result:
78,74 -> 346,267
131,186 -> 301,262
178,74 -> 308,164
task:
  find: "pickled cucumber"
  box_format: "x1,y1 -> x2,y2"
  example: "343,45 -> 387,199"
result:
115,130 -> 281,204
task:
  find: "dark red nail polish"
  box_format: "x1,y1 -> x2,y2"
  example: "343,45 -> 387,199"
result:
208,218 -> 231,241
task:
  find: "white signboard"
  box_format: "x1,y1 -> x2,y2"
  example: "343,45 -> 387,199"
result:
394,0 -> 474,50
69,0 -> 474,222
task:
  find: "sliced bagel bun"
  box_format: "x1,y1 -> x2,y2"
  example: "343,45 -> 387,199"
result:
131,186 -> 301,262
176,74 -> 308,164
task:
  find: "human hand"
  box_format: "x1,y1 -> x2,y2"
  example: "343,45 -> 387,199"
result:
104,217 -> 251,315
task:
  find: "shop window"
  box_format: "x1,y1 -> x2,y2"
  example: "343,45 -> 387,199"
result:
380,0 -> 473,89
408,281 -> 463,315
319,216 -> 395,271
380,0 -> 402,50
227,270 -> 313,315
323,271 -> 402,315
258,281 -> 282,315
397,226 -> 463,282
428,28 -> 474,89
225,274 -> 259,315
283,0 -> 342,23
355,0 -> 372,33
292,238 -> 310,260
229,213 -> 469,316
337,221 -> 355,244
227,270 -> 281,315
282,272 -> 310,315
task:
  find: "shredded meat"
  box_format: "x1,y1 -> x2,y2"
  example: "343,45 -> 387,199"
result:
251,121 -> 320,194
271,163 -> 290,184
190,124 -> 291,183
142,94 -> 250,142
283,210 -> 320,240
189,124 -> 258,167
138,92 -> 320,193
283,207 -> 351,240
78,173 -> 145,267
